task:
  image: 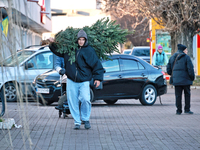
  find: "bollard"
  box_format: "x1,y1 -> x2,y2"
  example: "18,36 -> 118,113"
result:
0,92 -> 5,117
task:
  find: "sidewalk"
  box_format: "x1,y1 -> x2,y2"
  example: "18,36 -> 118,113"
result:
0,88 -> 200,150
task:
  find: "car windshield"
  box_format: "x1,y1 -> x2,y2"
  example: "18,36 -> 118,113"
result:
124,51 -> 131,54
132,48 -> 150,56
2,50 -> 35,67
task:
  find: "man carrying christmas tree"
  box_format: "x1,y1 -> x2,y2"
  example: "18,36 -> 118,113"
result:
49,29 -> 104,130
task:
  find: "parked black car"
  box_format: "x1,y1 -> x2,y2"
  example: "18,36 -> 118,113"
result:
32,54 -> 167,105
130,46 -> 150,63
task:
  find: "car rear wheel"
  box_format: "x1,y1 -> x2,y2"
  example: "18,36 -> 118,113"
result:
103,99 -> 118,105
1,83 -> 18,102
139,84 -> 157,105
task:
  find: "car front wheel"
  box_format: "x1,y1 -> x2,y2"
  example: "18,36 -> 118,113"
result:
103,99 -> 118,105
1,83 -> 18,102
139,85 -> 157,105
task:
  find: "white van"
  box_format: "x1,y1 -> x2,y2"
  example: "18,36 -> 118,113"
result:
0,45 -> 54,102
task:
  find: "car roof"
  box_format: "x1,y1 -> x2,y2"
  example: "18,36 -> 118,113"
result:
18,45 -> 50,52
133,46 -> 150,49
108,54 -> 139,60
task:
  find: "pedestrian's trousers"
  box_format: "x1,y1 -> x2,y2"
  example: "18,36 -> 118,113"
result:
67,78 -> 91,125
175,85 -> 191,113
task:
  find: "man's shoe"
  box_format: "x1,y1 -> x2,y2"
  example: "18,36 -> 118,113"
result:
74,124 -> 80,130
84,121 -> 91,129
184,111 -> 193,114
176,112 -> 181,115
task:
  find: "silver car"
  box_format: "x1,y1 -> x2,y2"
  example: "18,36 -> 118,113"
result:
0,45 -> 54,102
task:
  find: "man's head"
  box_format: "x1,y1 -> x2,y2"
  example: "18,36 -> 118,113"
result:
177,44 -> 187,54
78,37 -> 86,47
77,29 -> 88,47
157,45 -> 163,54
41,40 -> 50,45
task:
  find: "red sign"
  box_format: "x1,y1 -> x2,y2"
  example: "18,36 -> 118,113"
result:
40,0 -> 45,24
27,0 -> 47,24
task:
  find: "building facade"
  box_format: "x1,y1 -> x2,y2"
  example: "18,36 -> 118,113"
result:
43,0 -> 110,40
0,0 -> 52,58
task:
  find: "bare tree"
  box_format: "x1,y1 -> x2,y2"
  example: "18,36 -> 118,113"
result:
112,14 -> 149,46
101,0 -> 200,58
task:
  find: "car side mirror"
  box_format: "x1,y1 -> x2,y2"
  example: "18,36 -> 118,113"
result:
24,62 -> 34,69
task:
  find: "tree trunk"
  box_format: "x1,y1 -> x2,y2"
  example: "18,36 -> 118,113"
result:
170,32 -> 177,55
170,29 -> 194,60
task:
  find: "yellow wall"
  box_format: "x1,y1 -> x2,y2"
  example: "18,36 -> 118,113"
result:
150,19 -> 164,64
151,19 -> 164,50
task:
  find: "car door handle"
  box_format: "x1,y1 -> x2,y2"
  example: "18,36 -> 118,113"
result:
141,73 -> 146,77
118,75 -> 122,78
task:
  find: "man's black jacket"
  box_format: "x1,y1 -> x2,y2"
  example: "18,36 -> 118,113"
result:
167,50 -> 195,86
49,43 -> 104,83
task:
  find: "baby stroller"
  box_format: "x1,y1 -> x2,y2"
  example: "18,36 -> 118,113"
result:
55,75 -> 70,118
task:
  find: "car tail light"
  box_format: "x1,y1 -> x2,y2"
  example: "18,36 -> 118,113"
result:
161,71 -> 166,79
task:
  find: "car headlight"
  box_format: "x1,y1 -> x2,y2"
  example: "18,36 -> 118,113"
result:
54,80 -> 61,87
56,84 -> 61,87
33,77 -> 36,84
36,75 -> 47,80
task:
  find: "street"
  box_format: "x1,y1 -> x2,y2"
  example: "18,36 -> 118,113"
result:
0,88 -> 200,150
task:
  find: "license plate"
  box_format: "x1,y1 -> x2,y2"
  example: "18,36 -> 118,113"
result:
36,88 -> 49,94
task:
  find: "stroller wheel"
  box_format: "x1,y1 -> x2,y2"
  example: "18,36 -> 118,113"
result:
59,110 -> 62,118
63,112 -> 66,119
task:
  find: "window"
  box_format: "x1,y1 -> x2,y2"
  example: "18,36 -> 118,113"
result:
121,59 -> 139,71
132,48 -> 150,56
138,62 -> 145,70
27,52 -> 53,69
45,0 -> 51,19
102,59 -> 120,72
2,51 -> 35,67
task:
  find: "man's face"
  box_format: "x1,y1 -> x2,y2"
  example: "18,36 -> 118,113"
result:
183,48 -> 188,54
78,37 -> 86,47
158,48 -> 163,54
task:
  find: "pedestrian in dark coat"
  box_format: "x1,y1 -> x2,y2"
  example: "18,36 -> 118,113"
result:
167,44 -> 195,115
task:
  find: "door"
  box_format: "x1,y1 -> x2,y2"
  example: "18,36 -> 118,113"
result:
22,51 -> 53,95
119,58 -> 148,96
94,59 -> 122,99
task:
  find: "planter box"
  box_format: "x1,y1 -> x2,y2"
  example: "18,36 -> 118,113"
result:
0,118 -> 15,130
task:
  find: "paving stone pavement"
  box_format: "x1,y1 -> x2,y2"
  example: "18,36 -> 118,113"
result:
0,88 -> 200,150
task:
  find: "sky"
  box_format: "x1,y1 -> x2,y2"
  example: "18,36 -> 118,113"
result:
51,0 -> 96,10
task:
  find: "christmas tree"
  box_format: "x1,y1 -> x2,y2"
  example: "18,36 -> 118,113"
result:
54,18 -> 132,63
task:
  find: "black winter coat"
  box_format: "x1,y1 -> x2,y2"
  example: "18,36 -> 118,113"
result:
49,43 -> 104,83
167,50 -> 195,86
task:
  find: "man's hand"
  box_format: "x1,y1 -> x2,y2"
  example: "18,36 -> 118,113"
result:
94,80 -> 100,88
48,37 -> 54,43
59,69 -> 66,75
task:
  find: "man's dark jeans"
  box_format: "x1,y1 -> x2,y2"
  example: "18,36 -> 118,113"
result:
175,85 -> 191,113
